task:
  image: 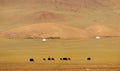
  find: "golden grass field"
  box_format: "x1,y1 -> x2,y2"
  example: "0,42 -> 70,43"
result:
0,38 -> 120,71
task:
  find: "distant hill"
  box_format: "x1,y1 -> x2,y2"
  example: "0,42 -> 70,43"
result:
0,23 -> 88,39
85,24 -> 120,37
0,23 -> 120,39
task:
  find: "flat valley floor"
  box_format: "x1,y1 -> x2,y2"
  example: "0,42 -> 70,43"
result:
0,38 -> 120,71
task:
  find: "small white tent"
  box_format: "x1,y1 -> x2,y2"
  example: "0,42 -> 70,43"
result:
96,36 -> 101,39
42,38 -> 47,42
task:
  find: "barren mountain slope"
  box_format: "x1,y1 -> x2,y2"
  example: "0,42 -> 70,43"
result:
1,23 -> 120,39
0,0 -> 117,9
0,0 -> 120,29
0,0 -> 120,38
0,23 -> 88,39
86,24 -> 120,37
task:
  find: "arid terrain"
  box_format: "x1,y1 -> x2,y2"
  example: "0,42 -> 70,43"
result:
0,0 -> 120,71
0,23 -> 120,39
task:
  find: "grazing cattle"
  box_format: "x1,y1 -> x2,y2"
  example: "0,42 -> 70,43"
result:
60,58 -> 71,61
47,57 -> 55,61
29,58 -> 34,62
87,57 -> 91,60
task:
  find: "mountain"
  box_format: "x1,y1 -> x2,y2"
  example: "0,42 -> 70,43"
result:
0,0 -> 120,38
0,0 -> 120,26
